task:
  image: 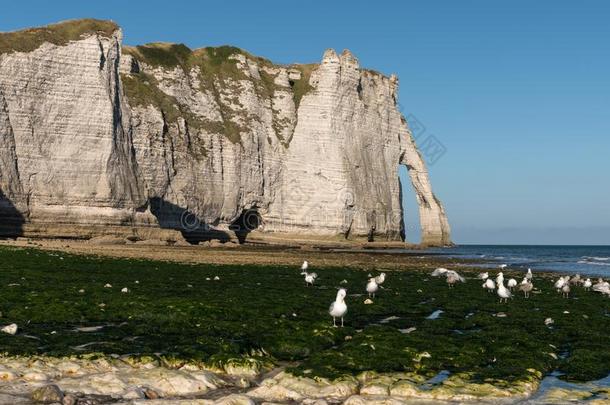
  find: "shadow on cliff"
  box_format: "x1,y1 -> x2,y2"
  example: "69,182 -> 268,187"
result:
0,190 -> 25,238
148,198 -> 259,245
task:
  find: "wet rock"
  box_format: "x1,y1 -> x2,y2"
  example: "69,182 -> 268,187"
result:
0,369 -> 17,381
215,394 -> 255,405
360,375 -> 395,396
248,372 -> 357,401
0,393 -> 29,404
61,394 -> 77,405
23,371 -> 49,381
123,387 -> 145,399
31,384 -> 64,403
389,380 -> 419,397
143,387 -> 160,399
344,395 -> 408,405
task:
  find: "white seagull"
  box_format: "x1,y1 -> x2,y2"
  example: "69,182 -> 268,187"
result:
592,279 -> 610,296
301,271 -> 318,287
499,264 -> 508,270
554,277 -> 566,292
366,278 -> 379,298
583,278 -> 592,291
301,261 -> 309,271
483,278 -> 496,293
446,271 -> 465,288
507,278 -> 517,291
526,268 -> 533,281
375,272 -> 386,285
329,289 -> 348,327
431,268 -> 449,277
477,272 -> 489,280
496,272 -> 505,285
561,283 -> 571,298
497,279 -> 512,303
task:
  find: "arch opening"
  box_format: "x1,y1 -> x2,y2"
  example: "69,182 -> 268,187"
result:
398,165 -> 422,244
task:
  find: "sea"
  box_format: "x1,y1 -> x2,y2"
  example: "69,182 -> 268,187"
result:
429,245 -> 610,276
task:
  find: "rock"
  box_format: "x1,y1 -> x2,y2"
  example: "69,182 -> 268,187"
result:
248,372 -> 357,402
31,384 -> 64,403
344,395 -> 407,405
23,371 -> 49,381
88,236 -> 126,245
142,387 -> 160,399
215,394 -> 255,405
0,393 -> 29,404
0,19 -> 449,246
1,323 -> 17,335
360,375 -> 395,396
61,394 -> 77,405
123,387 -> 145,399
0,369 -> 16,381
389,379 -> 421,397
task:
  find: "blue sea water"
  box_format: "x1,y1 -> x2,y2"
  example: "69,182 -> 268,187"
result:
431,245 -> 610,276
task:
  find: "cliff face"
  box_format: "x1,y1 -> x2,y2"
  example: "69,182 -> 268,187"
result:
0,19 -> 450,245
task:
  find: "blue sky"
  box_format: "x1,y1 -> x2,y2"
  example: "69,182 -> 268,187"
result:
3,1 -> 609,245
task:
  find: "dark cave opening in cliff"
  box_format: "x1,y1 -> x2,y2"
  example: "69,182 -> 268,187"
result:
0,190 -> 25,238
230,208 -> 262,244
399,166 -> 422,244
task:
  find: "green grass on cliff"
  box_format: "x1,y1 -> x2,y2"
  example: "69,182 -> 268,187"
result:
122,42 -> 316,145
0,19 -> 118,55
2,245 -> 605,385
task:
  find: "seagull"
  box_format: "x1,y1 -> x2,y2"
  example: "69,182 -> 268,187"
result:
431,268 -> 449,277
366,278 -> 379,298
561,283 -> 571,298
483,278 -> 496,293
518,280 -> 533,298
583,278 -> 592,291
301,271 -> 318,287
554,277 -> 566,292
375,272 -> 386,285
570,274 -> 582,285
497,279 -> 512,303
446,271 -> 465,288
329,289 -> 347,327
499,264 -> 508,270
477,272 -> 489,280
525,268 -> 533,281
496,272 -> 504,284
592,279 -> 610,296
301,261 -> 309,271
507,278 -> 517,291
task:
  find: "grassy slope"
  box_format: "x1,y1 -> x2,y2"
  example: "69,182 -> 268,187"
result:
0,19 -> 118,54
0,245 -> 607,384
122,43 -> 314,145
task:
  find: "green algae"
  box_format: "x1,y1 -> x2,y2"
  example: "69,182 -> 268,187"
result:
0,245 -> 608,386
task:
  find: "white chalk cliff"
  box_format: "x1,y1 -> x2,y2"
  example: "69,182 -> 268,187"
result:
0,19 -> 450,245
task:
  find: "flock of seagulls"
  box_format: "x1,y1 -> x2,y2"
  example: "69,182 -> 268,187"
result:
318,259 -> 609,327
298,261 -> 388,327
432,263 -> 610,302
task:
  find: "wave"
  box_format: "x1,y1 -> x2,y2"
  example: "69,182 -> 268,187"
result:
577,260 -> 610,266
582,256 -> 610,261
